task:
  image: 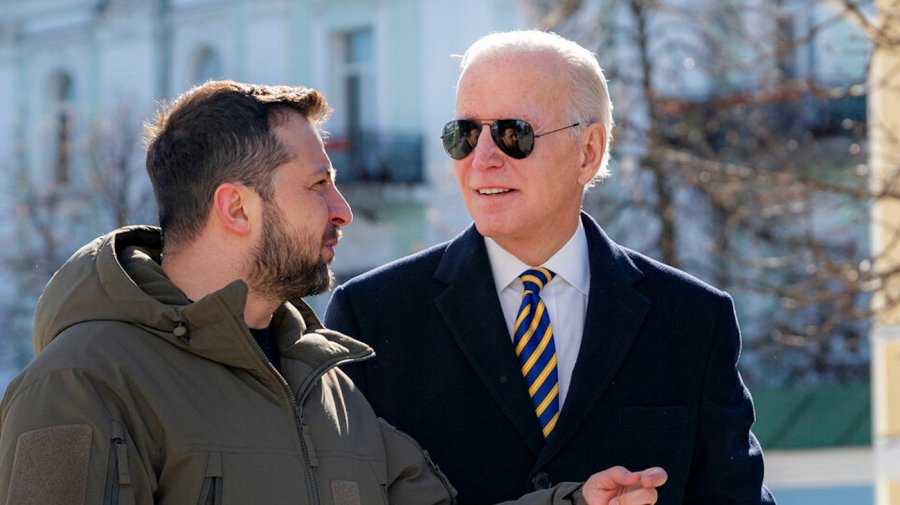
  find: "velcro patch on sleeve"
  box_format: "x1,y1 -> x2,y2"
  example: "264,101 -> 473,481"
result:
5,424 -> 93,505
331,480 -> 361,505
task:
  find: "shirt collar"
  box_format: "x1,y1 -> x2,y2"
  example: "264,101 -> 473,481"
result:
484,220 -> 590,296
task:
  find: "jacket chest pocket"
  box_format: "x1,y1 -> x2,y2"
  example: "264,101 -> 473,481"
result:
196,452 -> 223,505
183,451 -> 309,504
104,420 -> 136,505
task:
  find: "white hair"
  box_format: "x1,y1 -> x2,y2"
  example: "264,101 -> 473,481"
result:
458,30 -> 614,181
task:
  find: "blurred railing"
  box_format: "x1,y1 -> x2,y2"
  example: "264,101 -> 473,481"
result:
656,86 -> 867,151
808,94 -> 866,135
706,94 -> 866,144
326,130 -> 424,184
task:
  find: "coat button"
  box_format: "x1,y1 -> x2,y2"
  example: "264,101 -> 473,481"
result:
532,472 -> 552,490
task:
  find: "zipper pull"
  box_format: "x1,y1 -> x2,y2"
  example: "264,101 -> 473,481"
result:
111,420 -> 131,485
115,442 -> 132,486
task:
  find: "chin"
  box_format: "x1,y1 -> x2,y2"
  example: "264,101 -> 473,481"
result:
474,226 -> 509,244
473,217 -> 515,238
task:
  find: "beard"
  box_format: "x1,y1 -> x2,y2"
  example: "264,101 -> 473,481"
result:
246,202 -> 337,303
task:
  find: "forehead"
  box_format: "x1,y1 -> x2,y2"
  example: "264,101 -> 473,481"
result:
455,51 -> 568,123
273,113 -> 327,160
270,112 -> 333,180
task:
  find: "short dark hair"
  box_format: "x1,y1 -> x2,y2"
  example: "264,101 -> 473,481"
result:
144,80 -> 330,245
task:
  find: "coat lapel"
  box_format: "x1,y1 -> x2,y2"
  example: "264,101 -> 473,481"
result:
433,226 -> 545,456
535,213 -> 651,469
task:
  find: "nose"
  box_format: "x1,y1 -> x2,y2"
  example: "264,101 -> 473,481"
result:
328,186 -> 353,227
470,125 -> 501,169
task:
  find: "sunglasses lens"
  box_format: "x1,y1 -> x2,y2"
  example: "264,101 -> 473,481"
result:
491,120 -> 534,159
442,119 -> 537,160
442,120 -> 480,160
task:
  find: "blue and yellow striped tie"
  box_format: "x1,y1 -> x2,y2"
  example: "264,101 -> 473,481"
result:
513,267 -> 560,438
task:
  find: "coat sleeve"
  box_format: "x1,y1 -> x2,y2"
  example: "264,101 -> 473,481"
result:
494,484 -> 590,505
380,419 -> 603,505
0,368 -> 155,505
379,418 -> 458,505
685,295 -> 776,504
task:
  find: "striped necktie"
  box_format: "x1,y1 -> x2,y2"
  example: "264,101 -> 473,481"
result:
513,267 -> 560,438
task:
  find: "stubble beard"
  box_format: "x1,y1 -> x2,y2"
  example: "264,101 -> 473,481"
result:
247,202 -> 336,304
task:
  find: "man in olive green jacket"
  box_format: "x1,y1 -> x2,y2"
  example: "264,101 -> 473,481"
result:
0,80 -> 665,505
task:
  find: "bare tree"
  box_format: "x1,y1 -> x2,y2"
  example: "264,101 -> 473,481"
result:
526,0 -> 891,386
0,105 -> 154,371
86,105 -> 156,229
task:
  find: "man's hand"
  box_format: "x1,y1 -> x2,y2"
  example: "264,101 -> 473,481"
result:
582,466 -> 668,505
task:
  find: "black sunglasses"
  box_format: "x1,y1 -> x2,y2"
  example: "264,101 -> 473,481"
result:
441,119 -> 581,160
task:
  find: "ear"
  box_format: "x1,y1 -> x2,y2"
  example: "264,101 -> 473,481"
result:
211,183 -> 256,236
576,123 -> 607,185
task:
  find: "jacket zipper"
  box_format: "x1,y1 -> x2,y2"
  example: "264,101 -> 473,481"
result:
238,319 -> 374,505
103,436 -> 120,505
295,404 -> 321,505
292,354 -> 372,505
196,452 -> 224,505
380,483 -> 389,505
196,477 -> 222,505
238,319 -> 321,504
103,421 -> 133,505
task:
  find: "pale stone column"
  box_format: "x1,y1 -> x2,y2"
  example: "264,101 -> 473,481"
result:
871,1 -> 900,503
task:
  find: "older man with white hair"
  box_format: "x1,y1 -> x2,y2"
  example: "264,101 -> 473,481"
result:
327,30 -> 774,505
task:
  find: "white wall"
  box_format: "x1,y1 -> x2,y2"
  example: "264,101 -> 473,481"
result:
766,448 -> 874,504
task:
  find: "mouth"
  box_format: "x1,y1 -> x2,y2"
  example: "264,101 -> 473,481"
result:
478,188 -> 512,195
321,228 -> 341,260
322,227 -> 342,247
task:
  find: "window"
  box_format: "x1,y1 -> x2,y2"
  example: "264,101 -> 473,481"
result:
325,27 -> 422,184
342,28 -> 375,133
50,72 -> 75,185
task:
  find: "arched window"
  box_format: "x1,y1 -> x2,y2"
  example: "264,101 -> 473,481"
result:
50,72 -> 76,184
193,46 -> 223,83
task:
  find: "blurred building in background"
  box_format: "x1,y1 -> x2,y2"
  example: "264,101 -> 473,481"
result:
0,0 -> 531,369
0,1 -> 884,503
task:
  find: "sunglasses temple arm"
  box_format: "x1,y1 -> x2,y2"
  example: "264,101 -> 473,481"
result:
534,122 -> 581,138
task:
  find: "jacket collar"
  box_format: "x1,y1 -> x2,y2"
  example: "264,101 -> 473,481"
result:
34,226 -> 373,381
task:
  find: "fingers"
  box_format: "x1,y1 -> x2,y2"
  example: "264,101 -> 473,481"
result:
609,467 -> 666,505
638,467 -> 667,488
582,467 -> 639,505
586,466 -> 641,491
586,466 -> 666,491
582,466 -> 668,505
608,485 -> 659,505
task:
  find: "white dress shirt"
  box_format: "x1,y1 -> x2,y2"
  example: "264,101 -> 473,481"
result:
484,221 -> 590,409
